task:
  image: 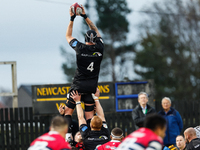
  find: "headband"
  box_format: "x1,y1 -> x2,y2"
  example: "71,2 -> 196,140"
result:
111,132 -> 123,139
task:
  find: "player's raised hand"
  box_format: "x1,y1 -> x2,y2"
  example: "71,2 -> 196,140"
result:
69,6 -> 75,16
69,6 -> 76,21
59,104 -> 65,115
80,5 -> 86,15
70,90 -> 81,102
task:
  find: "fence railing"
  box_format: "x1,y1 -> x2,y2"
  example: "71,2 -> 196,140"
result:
1,100 -> 200,150
0,107 -> 50,150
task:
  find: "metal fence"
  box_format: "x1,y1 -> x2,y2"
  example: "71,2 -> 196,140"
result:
0,107 -> 50,150
0,100 -> 200,150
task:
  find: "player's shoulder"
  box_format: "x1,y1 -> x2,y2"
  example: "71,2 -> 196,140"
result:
69,38 -> 83,48
109,140 -> 121,147
80,123 -> 90,135
48,136 -> 71,149
128,128 -> 162,145
102,122 -> 108,129
59,141 -> 72,150
96,37 -> 104,44
140,128 -> 162,142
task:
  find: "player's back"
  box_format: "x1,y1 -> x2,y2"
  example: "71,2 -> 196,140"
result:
70,38 -> 104,78
96,140 -> 121,150
76,43 -> 103,77
69,37 -> 104,93
28,131 -> 71,150
116,128 -> 163,150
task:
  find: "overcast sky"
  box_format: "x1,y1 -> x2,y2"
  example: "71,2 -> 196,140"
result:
0,0 -> 158,91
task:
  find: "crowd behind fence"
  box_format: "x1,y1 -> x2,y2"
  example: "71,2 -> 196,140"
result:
0,100 -> 199,150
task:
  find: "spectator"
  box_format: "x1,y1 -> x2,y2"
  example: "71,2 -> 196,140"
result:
70,89 -> 110,150
116,114 -> 166,150
132,92 -> 156,129
194,126 -> 200,139
96,127 -> 124,150
176,135 -> 186,150
158,97 -> 183,146
184,127 -> 200,150
28,116 -> 71,150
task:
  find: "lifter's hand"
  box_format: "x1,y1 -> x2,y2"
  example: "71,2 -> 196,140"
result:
95,88 -> 100,97
70,90 -> 81,102
59,104 -> 65,115
92,88 -> 100,100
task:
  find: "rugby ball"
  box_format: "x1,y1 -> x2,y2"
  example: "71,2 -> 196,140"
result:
71,3 -> 82,15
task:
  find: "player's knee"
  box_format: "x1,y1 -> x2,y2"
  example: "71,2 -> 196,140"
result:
66,100 -> 76,110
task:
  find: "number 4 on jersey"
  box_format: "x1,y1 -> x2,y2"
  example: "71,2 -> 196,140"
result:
87,62 -> 94,72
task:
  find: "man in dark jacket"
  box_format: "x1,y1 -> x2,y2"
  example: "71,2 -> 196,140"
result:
132,92 -> 156,130
158,97 -> 183,147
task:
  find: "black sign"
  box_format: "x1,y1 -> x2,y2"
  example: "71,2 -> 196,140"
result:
32,82 -> 114,115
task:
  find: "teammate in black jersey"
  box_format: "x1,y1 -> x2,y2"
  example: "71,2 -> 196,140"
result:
64,5 -> 104,132
71,89 -> 110,150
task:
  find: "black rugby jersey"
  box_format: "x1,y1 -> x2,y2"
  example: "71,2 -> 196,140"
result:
69,37 -> 104,94
186,138 -> 200,150
79,122 -> 110,150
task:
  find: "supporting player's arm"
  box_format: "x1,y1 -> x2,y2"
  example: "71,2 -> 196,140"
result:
80,5 -> 101,37
66,7 -> 76,43
70,91 -> 87,126
92,88 -> 106,122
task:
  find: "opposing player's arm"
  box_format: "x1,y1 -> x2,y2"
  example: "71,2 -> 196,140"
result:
66,7 -> 76,43
70,91 -> 86,126
80,5 -> 101,37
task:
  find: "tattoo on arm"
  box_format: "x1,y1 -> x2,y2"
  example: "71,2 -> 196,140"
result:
86,18 -> 101,37
88,21 -> 97,31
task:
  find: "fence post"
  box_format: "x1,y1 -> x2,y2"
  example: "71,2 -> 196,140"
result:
14,108 -> 20,149
0,109 -> 5,150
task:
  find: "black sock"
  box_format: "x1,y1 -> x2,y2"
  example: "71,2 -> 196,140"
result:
64,115 -> 72,133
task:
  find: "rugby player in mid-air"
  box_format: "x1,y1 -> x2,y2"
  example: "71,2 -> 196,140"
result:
60,4 -> 104,134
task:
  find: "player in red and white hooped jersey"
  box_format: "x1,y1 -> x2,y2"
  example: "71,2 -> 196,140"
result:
96,127 -> 124,150
28,116 -> 71,150
116,114 -> 167,150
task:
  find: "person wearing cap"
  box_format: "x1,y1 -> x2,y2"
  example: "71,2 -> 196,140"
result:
95,127 -> 124,150
64,4 -> 104,134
